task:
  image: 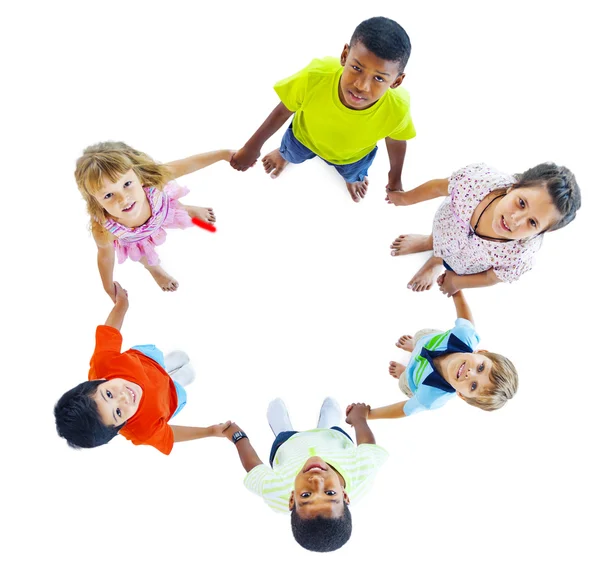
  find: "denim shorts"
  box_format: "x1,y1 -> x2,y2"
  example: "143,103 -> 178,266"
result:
269,426 -> 353,467
279,124 -> 377,183
131,344 -> 187,417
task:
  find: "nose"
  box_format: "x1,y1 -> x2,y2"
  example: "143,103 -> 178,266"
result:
307,476 -> 325,489
353,75 -> 370,93
117,389 -> 128,403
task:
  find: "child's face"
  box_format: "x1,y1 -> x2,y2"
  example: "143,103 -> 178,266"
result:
443,352 -> 493,399
289,456 -> 350,518
490,185 -> 561,240
92,378 -> 143,427
92,168 -> 148,221
338,41 -> 405,110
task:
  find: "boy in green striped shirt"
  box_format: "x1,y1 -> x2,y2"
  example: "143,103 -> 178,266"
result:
223,398 -> 388,552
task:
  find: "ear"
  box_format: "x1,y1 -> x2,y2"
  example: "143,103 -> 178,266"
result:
340,44 -> 350,66
390,73 -> 405,89
474,349 -> 489,354
288,491 -> 295,511
343,490 -> 350,505
457,393 -> 465,401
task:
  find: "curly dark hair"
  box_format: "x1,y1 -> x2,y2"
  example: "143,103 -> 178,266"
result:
350,16 -> 411,70
290,502 -> 352,552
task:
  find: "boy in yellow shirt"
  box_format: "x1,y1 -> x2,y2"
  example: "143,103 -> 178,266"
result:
231,16 -> 415,202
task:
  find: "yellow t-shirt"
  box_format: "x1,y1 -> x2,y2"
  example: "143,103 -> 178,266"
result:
274,57 -> 416,165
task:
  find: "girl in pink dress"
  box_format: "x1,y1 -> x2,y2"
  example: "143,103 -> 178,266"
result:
75,142 -> 234,300
386,162 -> 581,295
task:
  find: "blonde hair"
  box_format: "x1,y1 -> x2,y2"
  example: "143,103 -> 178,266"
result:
74,141 -> 172,226
463,352 -> 518,412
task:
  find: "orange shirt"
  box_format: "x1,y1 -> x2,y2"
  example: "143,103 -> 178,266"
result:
89,326 -> 177,455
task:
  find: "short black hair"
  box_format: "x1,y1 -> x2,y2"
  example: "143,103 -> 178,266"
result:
290,502 -> 352,552
513,162 -> 581,232
350,16 -> 411,71
54,380 -> 122,449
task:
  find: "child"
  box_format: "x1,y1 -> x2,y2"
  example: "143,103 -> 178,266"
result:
54,282 -> 231,454
369,290 -> 518,419
75,141 -> 234,300
230,16 -> 415,202
222,398 -> 388,552
387,162 -> 581,294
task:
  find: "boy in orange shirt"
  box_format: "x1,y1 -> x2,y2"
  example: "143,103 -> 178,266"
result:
54,282 -> 230,454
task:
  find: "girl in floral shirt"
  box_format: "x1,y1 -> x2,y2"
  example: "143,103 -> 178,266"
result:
386,162 -> 581,295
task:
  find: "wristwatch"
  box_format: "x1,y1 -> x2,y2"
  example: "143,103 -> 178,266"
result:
231,430 -> 248,444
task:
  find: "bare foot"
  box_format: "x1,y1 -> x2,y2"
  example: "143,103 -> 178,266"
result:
395,335 -> 414,352
145,265 -> 179,292
389,361 -> 406,379
346,178 -> 369,202
390,234 -> 433,256
262,149 -> 288,178
185,205 -> 216,223
407,256 -> 444,292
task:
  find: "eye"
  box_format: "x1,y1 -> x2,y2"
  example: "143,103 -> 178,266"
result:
470,382 -> 477,392
116,408 -> 122,418
300,492 -> 311,498
374,76 -> 384,83
352,65 -> 361,72
529,219 -> 537,228
519,198 -> 526,209
106,390 -> 113,398
124,181 -> 132,188
478,363 -> 484,373
103,193 -> 113,200
325,490 -> 337,496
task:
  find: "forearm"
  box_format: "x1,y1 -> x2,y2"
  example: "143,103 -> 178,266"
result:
368,401 -> 407,420
386,138 -> 407,188
352,419 -> 376,445
104,303 -> 127,331
171,425 -> 220,443
244,102 -> 293,150
452,291 -> 475,324
233,438 -> 264,473
452,269 -> 500,291
97,248 -> 115,293
166,150 -> 231,179
388,178 -> 450,205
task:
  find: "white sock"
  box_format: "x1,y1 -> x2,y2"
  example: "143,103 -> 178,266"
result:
169,363 -> 195,387
267,398 -> 294,436
317,397 -> 342,429
165,350 -> 190,373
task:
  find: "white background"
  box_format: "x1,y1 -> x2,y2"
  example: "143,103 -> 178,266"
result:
2,0 -> 598,578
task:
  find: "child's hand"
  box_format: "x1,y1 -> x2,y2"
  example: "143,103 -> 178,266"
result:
437,271 -> 459,297
113,282 -> 129,307
385,189 -> 406,206
221,421 -> 242,441
208,421 -> 233,437
230,147 -> 259,171
345,403 -> 371,425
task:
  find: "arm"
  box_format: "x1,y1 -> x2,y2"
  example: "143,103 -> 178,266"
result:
438,269 -> 500,297
93,226 -> 117,302
452,291 -> 475,325
230,102 -> 294,171
165,150 -> 234,179
385,138 -> 407,192
222,423 -> 264,472
104,283 -> 128,331
171,421 -> 231,443
345,403 -> 376,444
367,401 -> 407,421
386,178 -> 449,207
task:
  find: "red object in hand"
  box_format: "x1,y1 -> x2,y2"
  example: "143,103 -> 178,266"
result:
192,216 -> 217,233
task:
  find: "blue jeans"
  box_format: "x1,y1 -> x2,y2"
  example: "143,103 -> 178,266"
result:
131,344 -> 187,417
279,124 -> 377,183
269,427 -> 353,467
443,260 -> 455,272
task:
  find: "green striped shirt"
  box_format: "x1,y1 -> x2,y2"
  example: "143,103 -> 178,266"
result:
244,429 -> 389,513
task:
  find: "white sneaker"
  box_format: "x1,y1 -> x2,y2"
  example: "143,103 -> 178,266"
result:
169,363 -> 195,387
317,397 -> 342,429
267,398 -> 294,436
165,350 -> 190,373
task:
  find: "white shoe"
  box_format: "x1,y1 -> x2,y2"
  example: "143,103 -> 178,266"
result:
267,398 -> 294,436
317,397 -> 342,429
165,350 -> 190,373
170,363 -> 195,387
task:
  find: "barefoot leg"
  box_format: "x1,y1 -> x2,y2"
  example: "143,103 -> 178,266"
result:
345,178 -> 369,203
395,335 -> 414,352
181,204 -> 216,223
262,149 -> 289,178
407,256 -> 444,292
140,259 -> 179,292
389,361 -> 406,379
390,234 -> 433,256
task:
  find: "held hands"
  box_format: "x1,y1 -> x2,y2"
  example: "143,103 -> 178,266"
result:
230,146 -> 259,171
221,421 -> 242,441
385,188 -> 406,206
345,403 -> 371,425
208,420 -> 233,437
437,271 -> 459,297
113,282 -> 129,308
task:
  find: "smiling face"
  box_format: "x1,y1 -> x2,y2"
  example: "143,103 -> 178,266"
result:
441,352 -> 493,399
289,457 -> 350,518
338,41 -> 404,110
91,378 -> 143,427
91,168 -> 149,224
490,185 -> 562,240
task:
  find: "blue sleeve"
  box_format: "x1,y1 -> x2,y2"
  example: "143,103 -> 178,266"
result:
451,318 -> 480,351
403,396 -> 426,416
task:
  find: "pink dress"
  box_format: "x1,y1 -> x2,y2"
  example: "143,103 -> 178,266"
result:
432,163 -> 542,283
102,181 -> 193,266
